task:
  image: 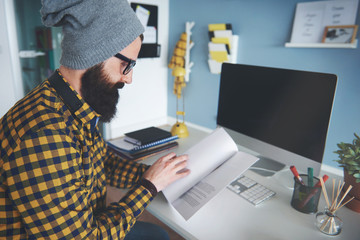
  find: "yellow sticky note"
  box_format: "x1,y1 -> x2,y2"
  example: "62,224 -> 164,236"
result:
208,24 -> 227,31
209,51 -> 228,62
208,42 -> 228,62
211,37 -> 231,50
208,23 -> 232,31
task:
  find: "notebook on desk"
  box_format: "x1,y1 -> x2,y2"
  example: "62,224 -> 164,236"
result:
108,141 -> 179,161
108,134 -> 178,153
107,126 -> 178,161
124,126 -> 173,145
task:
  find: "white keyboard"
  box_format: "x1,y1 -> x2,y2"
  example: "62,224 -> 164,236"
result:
227,175 -> 276,205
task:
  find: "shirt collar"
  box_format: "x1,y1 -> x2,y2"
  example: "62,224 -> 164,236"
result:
48,70 -> 100,128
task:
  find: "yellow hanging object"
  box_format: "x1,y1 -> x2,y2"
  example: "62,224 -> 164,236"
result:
172,67 -> 186,99
168,33 -> 189,69
171,66 -> 186,77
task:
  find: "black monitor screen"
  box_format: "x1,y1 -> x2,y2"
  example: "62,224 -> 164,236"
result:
217,63 -> 337,163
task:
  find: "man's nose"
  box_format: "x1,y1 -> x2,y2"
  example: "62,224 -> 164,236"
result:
122,71 -> 133,84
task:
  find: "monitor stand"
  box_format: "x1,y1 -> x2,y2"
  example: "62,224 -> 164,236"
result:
249,156 -> 285,177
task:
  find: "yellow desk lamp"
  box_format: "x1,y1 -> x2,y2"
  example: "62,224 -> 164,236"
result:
168,22 -> 195,138
171,66 -> 188,138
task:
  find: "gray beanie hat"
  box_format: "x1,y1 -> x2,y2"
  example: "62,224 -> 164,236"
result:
40,0 -> 144,69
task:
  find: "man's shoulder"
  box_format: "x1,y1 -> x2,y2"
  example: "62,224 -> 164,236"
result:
0,80 -> 67,145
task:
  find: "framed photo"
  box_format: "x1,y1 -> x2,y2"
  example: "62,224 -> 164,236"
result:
322,25 -> 358,43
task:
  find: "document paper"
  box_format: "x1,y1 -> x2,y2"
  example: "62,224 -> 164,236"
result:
162,128 -> 259,220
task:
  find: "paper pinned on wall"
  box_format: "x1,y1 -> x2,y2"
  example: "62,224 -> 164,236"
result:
207,23 -> 237,74
208,23 -> 232,31
136,5 -> 150,28
210,30 -> 233,49
208,42 -> 229,62
290,0 -> 359,43
131,2 -> 160,58
211,37 -> 231,52
143,26 -> 157,44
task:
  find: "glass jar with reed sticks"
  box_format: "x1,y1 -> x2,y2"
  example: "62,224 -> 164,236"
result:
315,178 -> 354,235
315,208 -> 343,235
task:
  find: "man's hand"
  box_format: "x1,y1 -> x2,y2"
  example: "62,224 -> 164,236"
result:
142,152 -> 190,192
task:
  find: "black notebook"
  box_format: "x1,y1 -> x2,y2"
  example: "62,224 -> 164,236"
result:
124,126 -> 173,145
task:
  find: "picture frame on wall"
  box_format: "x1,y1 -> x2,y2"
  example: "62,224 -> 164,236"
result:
289,0 -> 359,43
322,25 -> 358,43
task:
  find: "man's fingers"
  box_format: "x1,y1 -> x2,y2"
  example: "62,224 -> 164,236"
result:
173,159 -> 190,175
176,165 -> 190,174
174,158 -> 188,168
143,153 -> 191,191
161,152 -> 177,161
170,154 -> 188,163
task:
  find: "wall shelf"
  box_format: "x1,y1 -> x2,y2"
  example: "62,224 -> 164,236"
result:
285,39 -> 358,49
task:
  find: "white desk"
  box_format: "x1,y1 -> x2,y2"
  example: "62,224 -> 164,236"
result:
110,126 -> 360,240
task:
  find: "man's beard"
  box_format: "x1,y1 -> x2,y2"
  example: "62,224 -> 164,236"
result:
80,63 -> 124,122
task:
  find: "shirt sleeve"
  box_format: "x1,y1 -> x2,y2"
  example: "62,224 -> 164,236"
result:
103,145 -> 150,189
5,128 -> 152,239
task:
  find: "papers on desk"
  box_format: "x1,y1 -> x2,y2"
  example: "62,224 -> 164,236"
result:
162,128 -> 258,220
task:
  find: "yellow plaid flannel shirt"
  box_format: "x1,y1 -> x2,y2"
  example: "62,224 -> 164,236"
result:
0,70 -> 153,239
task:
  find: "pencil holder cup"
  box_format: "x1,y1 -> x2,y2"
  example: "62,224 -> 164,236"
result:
290,174 -> 321,214
315,208 -> 343,235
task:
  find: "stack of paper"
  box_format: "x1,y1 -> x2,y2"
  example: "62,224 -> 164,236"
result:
207,23 -> 235,74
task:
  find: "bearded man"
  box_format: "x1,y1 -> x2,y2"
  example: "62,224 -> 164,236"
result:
0,0 -> 189,239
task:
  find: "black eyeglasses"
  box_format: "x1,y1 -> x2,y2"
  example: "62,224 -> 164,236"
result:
114,53 -> 136,75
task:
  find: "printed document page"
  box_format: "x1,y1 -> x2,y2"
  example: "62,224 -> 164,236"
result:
162,128 -> 258,220
162,128 -> 237,202
173,151 -> 258,220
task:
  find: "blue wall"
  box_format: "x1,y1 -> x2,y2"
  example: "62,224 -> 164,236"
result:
168,0 -> 360,169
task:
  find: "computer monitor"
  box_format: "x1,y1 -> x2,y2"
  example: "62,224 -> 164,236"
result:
217,63 -> 337,177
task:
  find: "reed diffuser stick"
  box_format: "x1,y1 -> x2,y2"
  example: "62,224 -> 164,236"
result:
317,178 -> 355,235
337,196 -> 355,212
334,185 -> 353,211
320,177 -> 330,208
331,179 -> 335,206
